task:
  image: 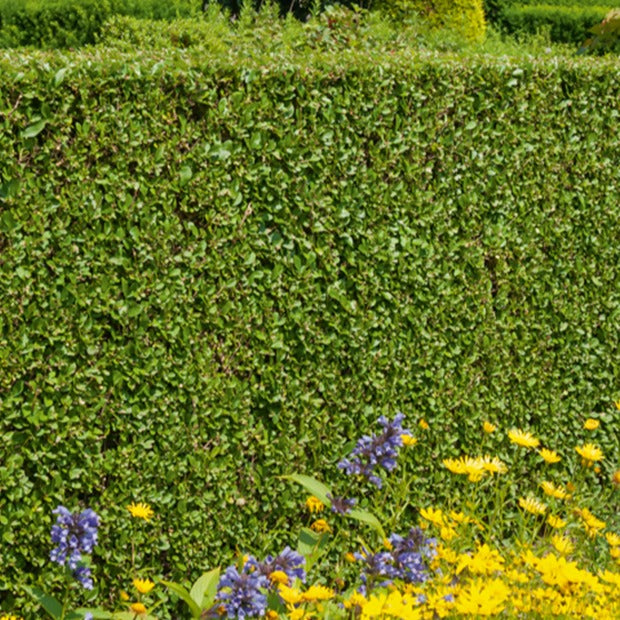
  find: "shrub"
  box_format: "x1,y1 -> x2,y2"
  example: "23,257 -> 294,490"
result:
0,0 -> 200,48
377,0 -> 487,42
499,4 -> 614,45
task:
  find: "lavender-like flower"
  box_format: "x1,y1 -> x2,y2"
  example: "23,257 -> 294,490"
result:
338,414 -> 411,488
326,493 -> 356,515
255,546 -> 306,583
216,558 -> 270,619
50,505 -> 99,589
356,527 -> 436,590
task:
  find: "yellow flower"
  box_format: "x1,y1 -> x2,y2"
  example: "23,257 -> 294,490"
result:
383,538 -> 393,550
440,526 -> 457,542
265,611 -> 279,620
611,546 -> 620,559
577,507 -> 605,536
575,443 -> 604,464
480,455 -> 507,475
278,584 -> 303,605
344,552 -> 357,562
129,602 -> 147,615
127,502 -> 154,521
538,448 -> 561,464
457,544 -> 505,576
305,496 -> 324,514
343,591 -> 367,609
614,470 -> 620,486
401,434 -> 418,446
551,535 -> 574,555
519,495 -> 547,516
547,514 -> 567,529
540,480 -> 568,500
0,616 -> 23,620
419,506 -> 445,527
508,429 -> 540,448
483,421 -> 496,434
605,532 -> 620,547
301,584 -> 334,602
454,577 -> 509,616
583,418 -> 600,430
269,570 -> 289,585
310,519 -> 331,533
288,608 -> 305,620
133,578 -> 155,594
120,590 -> 130,601
419,419 -> 429,430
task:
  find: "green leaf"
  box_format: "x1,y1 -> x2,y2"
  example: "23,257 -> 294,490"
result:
21,120 -> 47,139
22,585 -> 62,619
189,567 -> 220,610
159,580 -> 202,618
346,509 -> 385,538
282,474 -> 332,505
297,526 -> 320,557
71,610 -> 114,619
54,67 -> 69,86
179,165 -> 193,185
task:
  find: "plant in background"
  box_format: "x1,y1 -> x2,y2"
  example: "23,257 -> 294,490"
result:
579,8 -> 620,55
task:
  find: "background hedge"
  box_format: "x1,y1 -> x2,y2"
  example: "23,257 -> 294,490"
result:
0,39 -> 619,613
0,0 -> 200,48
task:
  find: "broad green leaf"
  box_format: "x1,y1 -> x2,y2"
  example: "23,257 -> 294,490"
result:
22,586 -> 62,619
21,120 -> 47,139
189,567 -> 220,609
347,509 -> 385,537
69,610 -> 113,620
282,474 -> 332,506
160,580 -> 201,618
297,526 -> 320,557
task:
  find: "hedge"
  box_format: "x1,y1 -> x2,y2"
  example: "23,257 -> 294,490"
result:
0,0 -> 200,48
499,4 -> 616,44
0,41 -> 619,614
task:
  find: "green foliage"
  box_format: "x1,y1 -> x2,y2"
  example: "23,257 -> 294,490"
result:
499,4 -> 614,45
0,26 -> 619,616
0,0 -> 200,48
579,8 -> 620,54
377,0 -> 487,41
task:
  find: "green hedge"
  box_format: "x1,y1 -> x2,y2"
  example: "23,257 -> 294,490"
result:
500,4 -> 614,44
0,0 -> 200,48
0,42 -> 619,614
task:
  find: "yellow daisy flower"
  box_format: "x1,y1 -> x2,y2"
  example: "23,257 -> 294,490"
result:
305,496 -> 324,514
127,502 -> 154,521
538,448 -> 561,464
129,602 -> 147,615
540,480 -> 568,500
419,419 -> 429,430
133,578 -> 155,594
547,514 -> 567,529
483,421 -> 496,434
604,532 -> 620,547
519,496 -> 547,516
575,443 -> 604,464
420,506 -> 445,527
551,535 -> 574,555
508,429 -> 540,449
310,519 -> 331,533
301,584 -> 334,602
401,434 -> 418,446
583,418 -> 600,430
269,570 -> 289,585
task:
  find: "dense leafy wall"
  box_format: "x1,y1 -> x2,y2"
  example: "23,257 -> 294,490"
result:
0,45 -> 619,611
0,0 -> 200,48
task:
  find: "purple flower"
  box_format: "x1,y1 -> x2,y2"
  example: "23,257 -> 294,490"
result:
255,546 -> 306,584
50,505 -> 99,589
338,414 -> 411,488
326,493 -> 356,515
356,528 -> 436,590
216,558 -> 270,618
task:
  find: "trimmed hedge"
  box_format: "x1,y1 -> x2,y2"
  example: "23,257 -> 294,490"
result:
0,41 -> 619,614
0,0 -> 200,48
500,4 -> 615,44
